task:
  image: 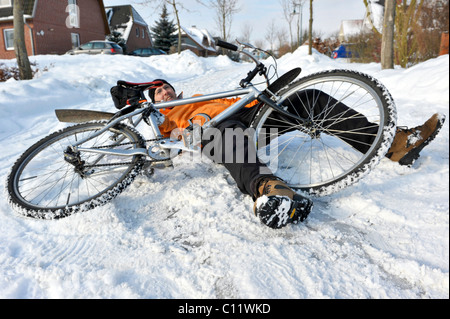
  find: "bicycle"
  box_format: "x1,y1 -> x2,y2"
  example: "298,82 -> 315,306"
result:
6,40 -> 397,219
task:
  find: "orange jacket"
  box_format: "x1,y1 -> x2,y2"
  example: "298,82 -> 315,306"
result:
158,95 -> 258,137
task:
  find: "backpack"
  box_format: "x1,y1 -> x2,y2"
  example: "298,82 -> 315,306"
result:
110,82 -> 145,109
110,80 -> 164,109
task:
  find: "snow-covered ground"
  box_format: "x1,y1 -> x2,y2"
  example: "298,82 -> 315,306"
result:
0,48 -> 448,299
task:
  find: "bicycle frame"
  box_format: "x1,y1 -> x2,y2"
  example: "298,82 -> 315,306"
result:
69,40 -> 308,160
153,85 -> 260,129
72,85 -> 262,158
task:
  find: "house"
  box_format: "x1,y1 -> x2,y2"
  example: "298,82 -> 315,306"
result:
177,26 -> 217,57
0,0 -> 110,59
338,20 -> 365,42
105,5 -> 152,53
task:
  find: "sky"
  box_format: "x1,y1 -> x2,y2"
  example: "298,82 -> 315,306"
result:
103,0 -> 368,46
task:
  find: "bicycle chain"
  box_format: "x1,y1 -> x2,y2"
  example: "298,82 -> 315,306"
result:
84,137 -> 172,168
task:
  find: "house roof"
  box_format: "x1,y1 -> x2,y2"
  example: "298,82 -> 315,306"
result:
338,0 -> 385,40
340,19 -> 364,37
179,26 -> 217,53
0,0 -> 36,20
105,5 -> 149,40
97,0 -> 111,35
106,5 -> 148,27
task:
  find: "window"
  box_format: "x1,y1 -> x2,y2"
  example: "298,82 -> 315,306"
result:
80,42 -> 93,50
3,29 -> 14,50
142,28 -> 145,39
71,33 -> 80,48
136,27 -> 139,37
93,42 -> 105,49
0,0 -> 12,8
67,0 -> 79,28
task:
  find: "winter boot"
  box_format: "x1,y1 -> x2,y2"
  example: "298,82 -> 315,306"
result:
386,113 -> 446,166
253,177 -> 313,229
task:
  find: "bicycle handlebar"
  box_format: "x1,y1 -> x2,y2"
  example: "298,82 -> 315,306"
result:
240,63 -> 266,87
216,39 -> 269,87
216,39 -> 238,52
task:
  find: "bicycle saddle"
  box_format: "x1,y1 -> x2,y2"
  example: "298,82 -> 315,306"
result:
116,80 -> 164,91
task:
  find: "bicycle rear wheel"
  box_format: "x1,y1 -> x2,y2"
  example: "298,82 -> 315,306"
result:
6,121 -> 145,219
251,70 -> 397,196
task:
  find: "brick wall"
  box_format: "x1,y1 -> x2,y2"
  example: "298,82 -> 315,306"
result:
0,22 -> 35,59
124,23 -> 152,53
440,32 -> 449,56
33,0 -> 109,55
0,0 -> 109,58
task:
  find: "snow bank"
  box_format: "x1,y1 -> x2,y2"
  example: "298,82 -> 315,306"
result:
0,48 -> 448,299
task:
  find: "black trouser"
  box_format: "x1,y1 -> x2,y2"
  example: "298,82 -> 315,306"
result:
201,90 -> 378,198
273,89 -> 379,154
202,107 -> 268,198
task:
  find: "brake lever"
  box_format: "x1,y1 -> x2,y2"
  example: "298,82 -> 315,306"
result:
236,39 -> 256,50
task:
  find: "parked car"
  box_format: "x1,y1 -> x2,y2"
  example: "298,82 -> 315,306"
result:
332,44 -> 359,60
66,41 -> 123,55
128,47 -> 167,57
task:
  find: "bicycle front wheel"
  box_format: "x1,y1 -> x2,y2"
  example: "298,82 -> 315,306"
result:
6,121 -> 146,219
251,70 -> 397,196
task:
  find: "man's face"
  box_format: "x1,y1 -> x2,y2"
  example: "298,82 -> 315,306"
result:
154,84 -> 177,103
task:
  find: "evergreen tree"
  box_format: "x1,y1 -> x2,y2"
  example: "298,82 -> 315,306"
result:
106,31 -> 127,53
151,4 -> 177,53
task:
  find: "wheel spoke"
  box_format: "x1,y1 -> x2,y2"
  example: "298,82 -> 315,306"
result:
253,70 -> 396,196
7,122 -> 144,218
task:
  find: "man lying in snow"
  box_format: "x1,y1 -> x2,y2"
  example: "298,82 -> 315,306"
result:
147,79 -> 445,229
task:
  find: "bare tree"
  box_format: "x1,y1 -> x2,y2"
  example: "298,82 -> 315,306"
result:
239,22 -> 253,43
13,0 -> 32,80
265,19 -> 278,52
363,0 -> 382,36
276,28 -> 291,56
279,0 -> 295,48
254,39 -> 265,49
276,28 -> 288,50
416,0 -> 449,60
293,0 -> 306,47
395,0 -> 425,67
137,0 -> 185,54
381,0 -> 396,69
308,0 -> 313,55
208,0 -> 240,42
